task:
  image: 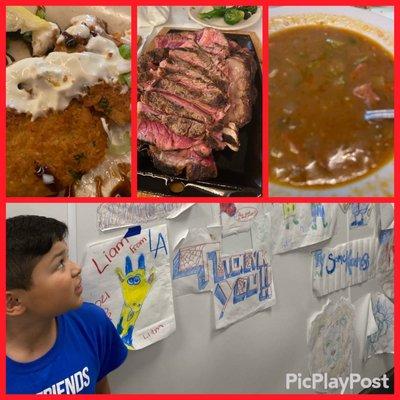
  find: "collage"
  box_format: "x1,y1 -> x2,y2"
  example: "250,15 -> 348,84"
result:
4,2 -> 396,397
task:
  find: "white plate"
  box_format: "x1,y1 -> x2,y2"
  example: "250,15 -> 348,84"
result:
188,6 -> 261,31
269,6 -> 394,197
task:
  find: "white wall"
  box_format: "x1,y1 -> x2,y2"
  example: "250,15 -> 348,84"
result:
6,203 -> 393,393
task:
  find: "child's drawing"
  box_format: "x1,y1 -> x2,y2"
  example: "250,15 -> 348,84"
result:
212,249 -> 275,329
349,203 -> 372,228
116,255 -> 155,348
312,236 -> 377,297
272,204 -> 337,254
282,203 -> 299,229
376,229 -> 394,299
308,298 -> 354,393
82,224 -> 175,350
310,203 -> 328,229
172,227 -> 220,296
365,293 -> 394,360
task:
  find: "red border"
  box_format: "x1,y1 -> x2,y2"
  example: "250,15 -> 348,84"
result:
2,1 -> 398,399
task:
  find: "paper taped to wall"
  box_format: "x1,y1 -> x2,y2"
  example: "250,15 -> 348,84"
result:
82,224 -> 175,350
308,297 -> 354,393
365,292 -> 394,361
220,203 -> 265,236
272,203 -> 337,254
97,203 -> 193,231
376,229 -> 394,300
172,227 -> 220,296
312,236 -> 378,297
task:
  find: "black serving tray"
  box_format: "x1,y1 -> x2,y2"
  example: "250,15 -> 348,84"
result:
137,29 -> 262,197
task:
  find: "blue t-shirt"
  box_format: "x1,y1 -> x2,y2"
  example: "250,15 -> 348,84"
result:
7,302 -> 128,394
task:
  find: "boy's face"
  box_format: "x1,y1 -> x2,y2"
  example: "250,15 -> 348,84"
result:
23,240 -> 83,317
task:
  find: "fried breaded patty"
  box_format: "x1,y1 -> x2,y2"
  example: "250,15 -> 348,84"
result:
84,83 -> 131,126
7,100 -> 108,197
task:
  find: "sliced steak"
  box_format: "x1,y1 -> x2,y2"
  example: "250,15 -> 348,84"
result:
152,80 -> 228,121
169,48 -> 228,90
141,91 -> 213,124
154,31 -> 196,49
148,146 -> 218,181
224,54 -> 255,128
138,118 -> 212,157
195,28 -> 230,58
138,28 -> 257,181
159,58 -> 220,88
138,49 -> 168,90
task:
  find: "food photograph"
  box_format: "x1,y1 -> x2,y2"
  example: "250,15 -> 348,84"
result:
269,6 -> 394,197
6,6 -> 131,197
137,6 -> 262,197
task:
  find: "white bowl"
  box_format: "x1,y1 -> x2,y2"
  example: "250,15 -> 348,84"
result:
268,6 -> 394,197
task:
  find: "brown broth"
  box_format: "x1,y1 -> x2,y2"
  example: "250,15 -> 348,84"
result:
269,25 -> 393,188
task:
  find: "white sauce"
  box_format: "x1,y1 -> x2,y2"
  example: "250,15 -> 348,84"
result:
71,14 -> 106,35
32,22 -> 60,56
6,35 -> 130,120
64,23 -> 90,39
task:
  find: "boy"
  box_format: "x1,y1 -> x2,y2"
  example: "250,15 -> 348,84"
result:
6,215 -> 128,394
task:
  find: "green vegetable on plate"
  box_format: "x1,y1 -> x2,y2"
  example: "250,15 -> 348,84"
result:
224,8 -> 245,25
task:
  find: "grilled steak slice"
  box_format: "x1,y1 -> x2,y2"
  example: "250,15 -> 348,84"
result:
224,54 -> 256,128
138,49 -> 167,90
169,48 -> 228,90
195,28 -> 230,58
148,146 -> 218,181
139,102 -> 209,139
152,79 -> 228,121
157,71 -> 227,106
154,28 -> 230,58
138,118 -> 212,157
159,59 -> 222,88
141,91 -> 214,124
154,31 -> 196,49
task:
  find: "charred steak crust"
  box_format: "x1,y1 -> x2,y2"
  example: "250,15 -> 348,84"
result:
138,28 -> 257,181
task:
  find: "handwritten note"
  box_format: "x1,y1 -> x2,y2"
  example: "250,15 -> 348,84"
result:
312,237 -> 378,297
220,203 -> 265,236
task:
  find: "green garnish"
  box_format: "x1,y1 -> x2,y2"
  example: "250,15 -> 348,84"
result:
198,6 -> 257,24
118,72 -> 131,87
199,7 -> 226,20
118,44 -> 131,59
98,97 -> 112,114
36,6 -> 46,20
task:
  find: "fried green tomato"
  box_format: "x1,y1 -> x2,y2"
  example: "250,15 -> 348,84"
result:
7,100 -> 108,196
84,83 -> 131,126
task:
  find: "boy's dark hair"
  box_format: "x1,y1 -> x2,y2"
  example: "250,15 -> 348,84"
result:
7,215 -> 68,290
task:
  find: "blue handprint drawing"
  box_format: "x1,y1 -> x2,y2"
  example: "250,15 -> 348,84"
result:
115,255 -> 155,349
